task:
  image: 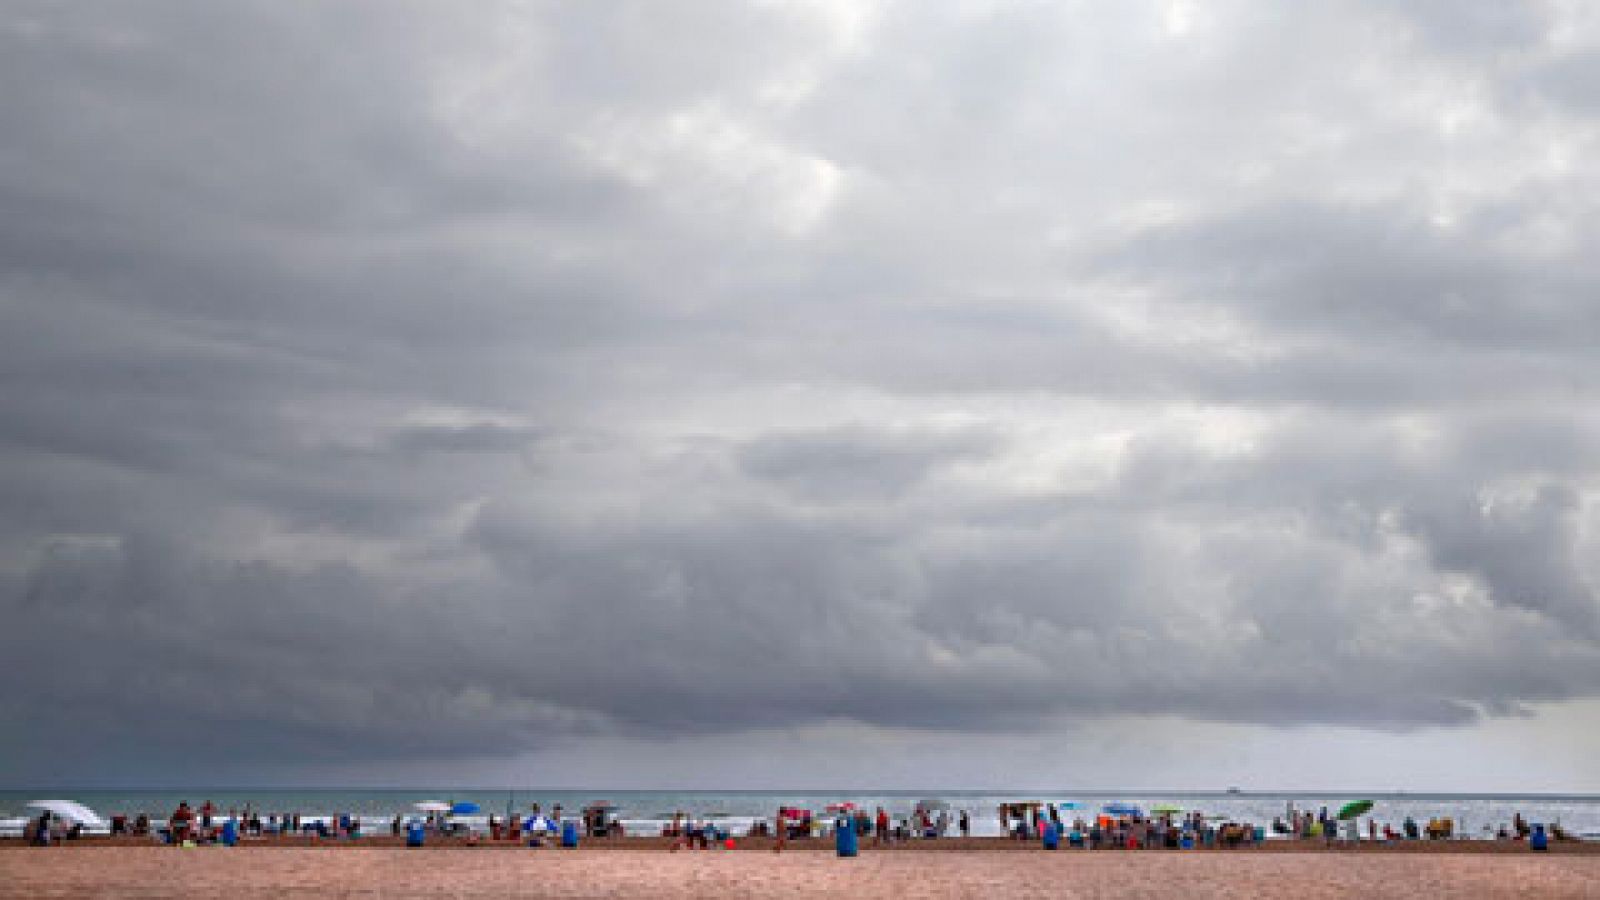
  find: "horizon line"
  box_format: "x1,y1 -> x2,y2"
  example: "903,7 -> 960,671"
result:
5,786 -> 1598,798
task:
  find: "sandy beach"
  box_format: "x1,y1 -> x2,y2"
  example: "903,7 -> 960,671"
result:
4,844 -> 1597,899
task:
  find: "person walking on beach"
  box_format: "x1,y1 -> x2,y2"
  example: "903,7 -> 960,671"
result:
959,809 -> 970,838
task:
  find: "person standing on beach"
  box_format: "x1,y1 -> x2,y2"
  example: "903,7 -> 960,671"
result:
875,807 -> 890,845
670,813 -> 685,852
773,809 -> 786,853
170,802 -> 194,843
959,809 -> 970,838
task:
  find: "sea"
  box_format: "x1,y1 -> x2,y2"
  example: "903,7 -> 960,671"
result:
3,790 -> 1599,840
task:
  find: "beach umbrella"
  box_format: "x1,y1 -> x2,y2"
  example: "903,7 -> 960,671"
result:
1059,802 -> 1080,810
1336,800 -> 1374,820
1151,803 -> 1185,815
1102,803 -> 1143,817
825,802 -> 857,814
413,801 -> 451,813
26,800 -> 105,828
450,802 -> 480,816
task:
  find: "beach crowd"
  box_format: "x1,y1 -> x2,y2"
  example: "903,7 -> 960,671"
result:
17,797 -> 1583,851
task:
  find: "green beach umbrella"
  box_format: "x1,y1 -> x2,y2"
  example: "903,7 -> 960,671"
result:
1151,803 -> 1184,815
1336,800 -> 1374,820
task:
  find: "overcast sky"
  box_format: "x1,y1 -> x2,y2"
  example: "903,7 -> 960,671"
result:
4,1 -> 1600,791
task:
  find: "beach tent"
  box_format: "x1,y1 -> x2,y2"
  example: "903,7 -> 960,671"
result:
26,800 -> 105,828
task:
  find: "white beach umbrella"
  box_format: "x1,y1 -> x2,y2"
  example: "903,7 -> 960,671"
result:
27,800 -> 105,828
413,801 -> 452,813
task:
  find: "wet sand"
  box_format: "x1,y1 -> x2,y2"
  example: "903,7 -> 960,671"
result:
3,844 -> 1597,898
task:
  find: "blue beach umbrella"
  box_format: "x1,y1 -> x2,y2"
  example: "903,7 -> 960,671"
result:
1102,803 -> 1143,817
450,802 -> 480,816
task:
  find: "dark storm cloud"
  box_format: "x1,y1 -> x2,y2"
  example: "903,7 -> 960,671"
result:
388,422 -> 545,456
1091,201 -> 1600,353
3,1 -> 1600,782
739,424 -> 999,503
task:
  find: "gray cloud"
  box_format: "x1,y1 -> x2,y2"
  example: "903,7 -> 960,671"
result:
739,424 -> 999,503
3,1 -> 1600,785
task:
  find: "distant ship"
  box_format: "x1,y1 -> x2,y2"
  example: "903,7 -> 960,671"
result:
1226,787 -> 1242,795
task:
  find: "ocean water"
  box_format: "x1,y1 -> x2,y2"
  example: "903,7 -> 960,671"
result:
3,790 -> 1598,839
